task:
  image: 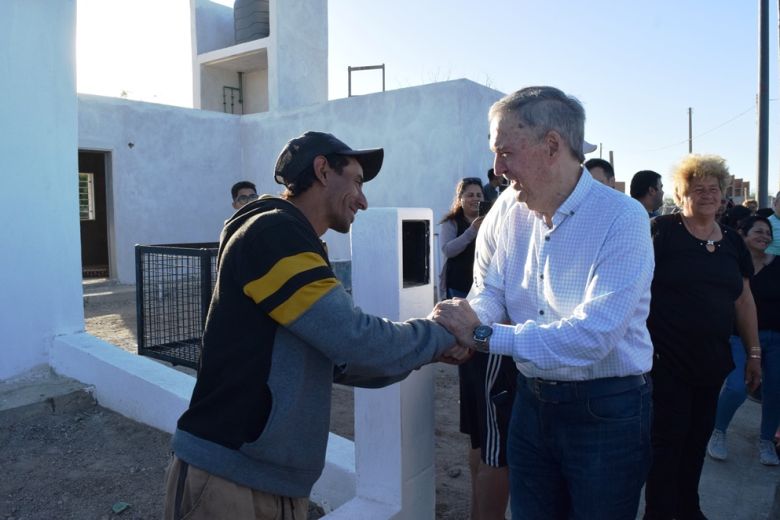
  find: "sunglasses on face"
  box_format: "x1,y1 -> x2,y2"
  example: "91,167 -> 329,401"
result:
236,193 -> 259,204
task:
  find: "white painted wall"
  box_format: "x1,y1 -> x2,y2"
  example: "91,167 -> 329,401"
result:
241,79 -> 502,260
191,0 -> 235,54
0,0 -> 83,379
200,66 -> 245,113
78,79 -> 501,282
192,0 -> 327,114
78,95 -> 243,283
244,68 -> 269,114
269,0 -> 328,110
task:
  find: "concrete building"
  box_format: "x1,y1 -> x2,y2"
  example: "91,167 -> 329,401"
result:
77,0 -> 501,284
2,0 -> 502,517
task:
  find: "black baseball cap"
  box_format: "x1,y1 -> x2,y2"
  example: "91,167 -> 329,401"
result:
274,131 -> 384,186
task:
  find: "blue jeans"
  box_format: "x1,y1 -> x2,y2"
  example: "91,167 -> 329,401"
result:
714,331 -> 780,441
507,373 -> 652,520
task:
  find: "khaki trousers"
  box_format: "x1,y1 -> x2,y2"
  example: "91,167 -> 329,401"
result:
163,455 -> 308,520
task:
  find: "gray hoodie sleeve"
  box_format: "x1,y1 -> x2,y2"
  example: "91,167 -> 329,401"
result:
332,364 -> 410,388
285,285 -> 454,381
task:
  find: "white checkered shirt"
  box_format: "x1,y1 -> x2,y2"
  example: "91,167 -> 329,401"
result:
469,170 -> 655,380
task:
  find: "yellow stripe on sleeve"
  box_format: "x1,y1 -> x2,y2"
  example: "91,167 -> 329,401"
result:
243,252 -> 328,304
269,277 -> 339,325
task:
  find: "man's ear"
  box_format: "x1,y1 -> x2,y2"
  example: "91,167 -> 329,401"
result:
544,130 -> 561,160
313,155 -> 329,185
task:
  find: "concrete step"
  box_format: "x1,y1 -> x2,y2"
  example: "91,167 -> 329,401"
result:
0,370 -> 96,423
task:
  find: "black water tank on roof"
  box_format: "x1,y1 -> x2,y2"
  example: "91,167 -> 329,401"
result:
234,0 -> 270,44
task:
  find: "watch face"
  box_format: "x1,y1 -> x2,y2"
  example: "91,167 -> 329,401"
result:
474,325 -> 493,341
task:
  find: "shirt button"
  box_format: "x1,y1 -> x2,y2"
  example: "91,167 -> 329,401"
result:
544,236 -> 550,241
540,274 -> 544,279
539,310 -> 545,315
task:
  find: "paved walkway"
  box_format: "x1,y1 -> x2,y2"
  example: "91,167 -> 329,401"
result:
637,397 -> 779,519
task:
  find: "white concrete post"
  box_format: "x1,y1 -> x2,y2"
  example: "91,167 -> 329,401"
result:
332,208 -> 436,519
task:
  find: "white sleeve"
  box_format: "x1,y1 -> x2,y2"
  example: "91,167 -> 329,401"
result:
469,209 -> 510,327
473,188 -> 515,287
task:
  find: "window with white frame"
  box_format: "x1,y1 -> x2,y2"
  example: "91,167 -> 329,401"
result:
78,172 -> 95,221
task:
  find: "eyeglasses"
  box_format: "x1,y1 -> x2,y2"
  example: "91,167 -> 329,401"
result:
461,177 -> 482,185
236,193 -> 259,205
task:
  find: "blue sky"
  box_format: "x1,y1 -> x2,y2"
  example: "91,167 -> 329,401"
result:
77,0 -> 780,200
327,0 -> 780,199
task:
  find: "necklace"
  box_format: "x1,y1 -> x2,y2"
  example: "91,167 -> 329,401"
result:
681,215 -> 719,253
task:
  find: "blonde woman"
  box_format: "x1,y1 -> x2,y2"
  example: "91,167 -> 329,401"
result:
644,155 -> 762,519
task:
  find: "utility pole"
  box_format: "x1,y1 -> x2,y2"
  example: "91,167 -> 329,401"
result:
688,107 -> 693,153
756,0 -> 770,207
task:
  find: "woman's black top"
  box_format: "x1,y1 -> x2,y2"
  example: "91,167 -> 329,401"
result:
753,255 -> 780,332
445,214 -> 476,294
647,213 -> 753,385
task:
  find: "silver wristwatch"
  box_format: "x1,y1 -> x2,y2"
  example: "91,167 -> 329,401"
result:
472,325 -> 493,353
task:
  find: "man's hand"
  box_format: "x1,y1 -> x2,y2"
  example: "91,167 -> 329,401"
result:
745,358 -> 762,392
431,298 -> 481,349
437,343 -> 474,365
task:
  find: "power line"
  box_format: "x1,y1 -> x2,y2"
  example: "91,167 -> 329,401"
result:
636,98 -> 779,154
640,105 -> 753,153
694,106 -> 757,139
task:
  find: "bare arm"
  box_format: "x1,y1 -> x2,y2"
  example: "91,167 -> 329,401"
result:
734,279 -> 762,392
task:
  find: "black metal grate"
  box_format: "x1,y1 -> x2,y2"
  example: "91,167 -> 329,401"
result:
135,243 -> 219,369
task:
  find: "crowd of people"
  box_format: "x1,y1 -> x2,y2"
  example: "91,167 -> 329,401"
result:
435,88 -> 779,519
161,86 -> 779,520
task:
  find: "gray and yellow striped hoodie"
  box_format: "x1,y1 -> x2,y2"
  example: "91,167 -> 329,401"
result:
172,196 -> 453,498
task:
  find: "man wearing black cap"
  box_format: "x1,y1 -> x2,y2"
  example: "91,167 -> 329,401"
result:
164,131 -> 471,520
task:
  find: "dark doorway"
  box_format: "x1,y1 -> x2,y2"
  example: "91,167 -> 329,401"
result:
78,151 -> 110,278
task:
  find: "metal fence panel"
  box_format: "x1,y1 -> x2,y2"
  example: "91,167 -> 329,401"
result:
135,243 -> 218,369
135,244 -> 352,370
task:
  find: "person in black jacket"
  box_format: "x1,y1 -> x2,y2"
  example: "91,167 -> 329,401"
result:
164,132 -> 472,520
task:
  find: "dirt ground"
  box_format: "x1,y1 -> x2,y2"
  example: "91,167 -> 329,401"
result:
2,283 -> 472,519
0,393 -> 171,520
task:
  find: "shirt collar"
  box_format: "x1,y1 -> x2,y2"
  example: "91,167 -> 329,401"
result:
547,166 -> 593,226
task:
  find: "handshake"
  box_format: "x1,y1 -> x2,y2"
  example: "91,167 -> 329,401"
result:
429,297 -> 483,365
